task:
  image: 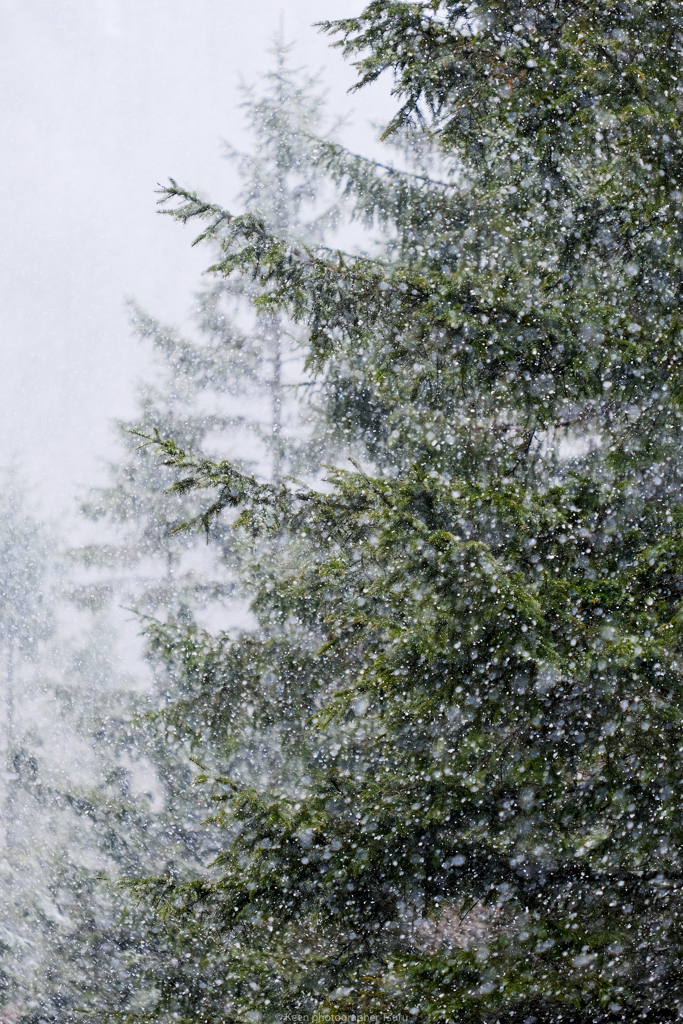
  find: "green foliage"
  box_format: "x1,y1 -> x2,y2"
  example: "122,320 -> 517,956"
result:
134,2 -> 683,1023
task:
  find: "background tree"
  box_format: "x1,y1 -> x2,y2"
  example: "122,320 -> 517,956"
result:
0,472 -> 55,1014
18,40 -> 343,1024
137,2 -> 683,1023
80,35 -> 337,622
0,473 -> 54,846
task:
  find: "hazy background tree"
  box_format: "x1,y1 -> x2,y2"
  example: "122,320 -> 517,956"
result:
79,36 -> 338,622
7,41 -> 345,1024
135,2 -> 683,1023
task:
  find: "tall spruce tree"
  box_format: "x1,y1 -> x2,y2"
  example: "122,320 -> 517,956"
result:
0,474 -> 55,1013
135,1 -> 683,1022
80,35 -> 336,622
0,475 -> 54,787
0,477 -> 152,1021
221,35 -> 338,484
54,41 -> 341,1024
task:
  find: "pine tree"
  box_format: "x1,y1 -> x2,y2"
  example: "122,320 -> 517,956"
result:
221,35 -> 338,483
44,41 -> 343,1024
78,300 -> 237,618
0,473 -> 55,1013
80,35 -> 337,623
134,1 -> 683,1022
0,478 -> 139,1020
0,476 -> 54,853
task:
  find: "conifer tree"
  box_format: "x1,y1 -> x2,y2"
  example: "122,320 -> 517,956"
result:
80,35 -> 336,623
0,476 -> 54,850
222,36 -> 337,483
137,2 -> 683,1022
0,478 -> 124,1021
49,41 -> 341,1024
79,301 -> 237,618
0,474 -> 55,1013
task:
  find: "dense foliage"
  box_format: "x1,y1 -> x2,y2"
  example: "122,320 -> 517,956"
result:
137,2 -> 683,1023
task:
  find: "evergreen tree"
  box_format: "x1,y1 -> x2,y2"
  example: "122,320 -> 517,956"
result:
79,301 -> 237,618
0,473 -> 55,1013
0,475 -> 54,850
136,2 -> 683,1022
221,36 -> 338,483
0,478 -> 130,1021
0,477 -> 150,1022
80,35 -> 337,623
43,41 -> 342,1024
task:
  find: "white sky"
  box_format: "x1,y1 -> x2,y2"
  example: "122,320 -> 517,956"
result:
0,0 -> 396,516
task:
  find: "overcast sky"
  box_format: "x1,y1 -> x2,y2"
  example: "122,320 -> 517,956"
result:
0,1 -> 394,516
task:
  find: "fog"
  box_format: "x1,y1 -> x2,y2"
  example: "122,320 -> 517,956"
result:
2,4 -> 681,1021
0,10 -> 400,1010
0,0 -> 392,515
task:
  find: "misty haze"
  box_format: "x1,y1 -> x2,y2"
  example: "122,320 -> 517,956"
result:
1,2 -> 682,1023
